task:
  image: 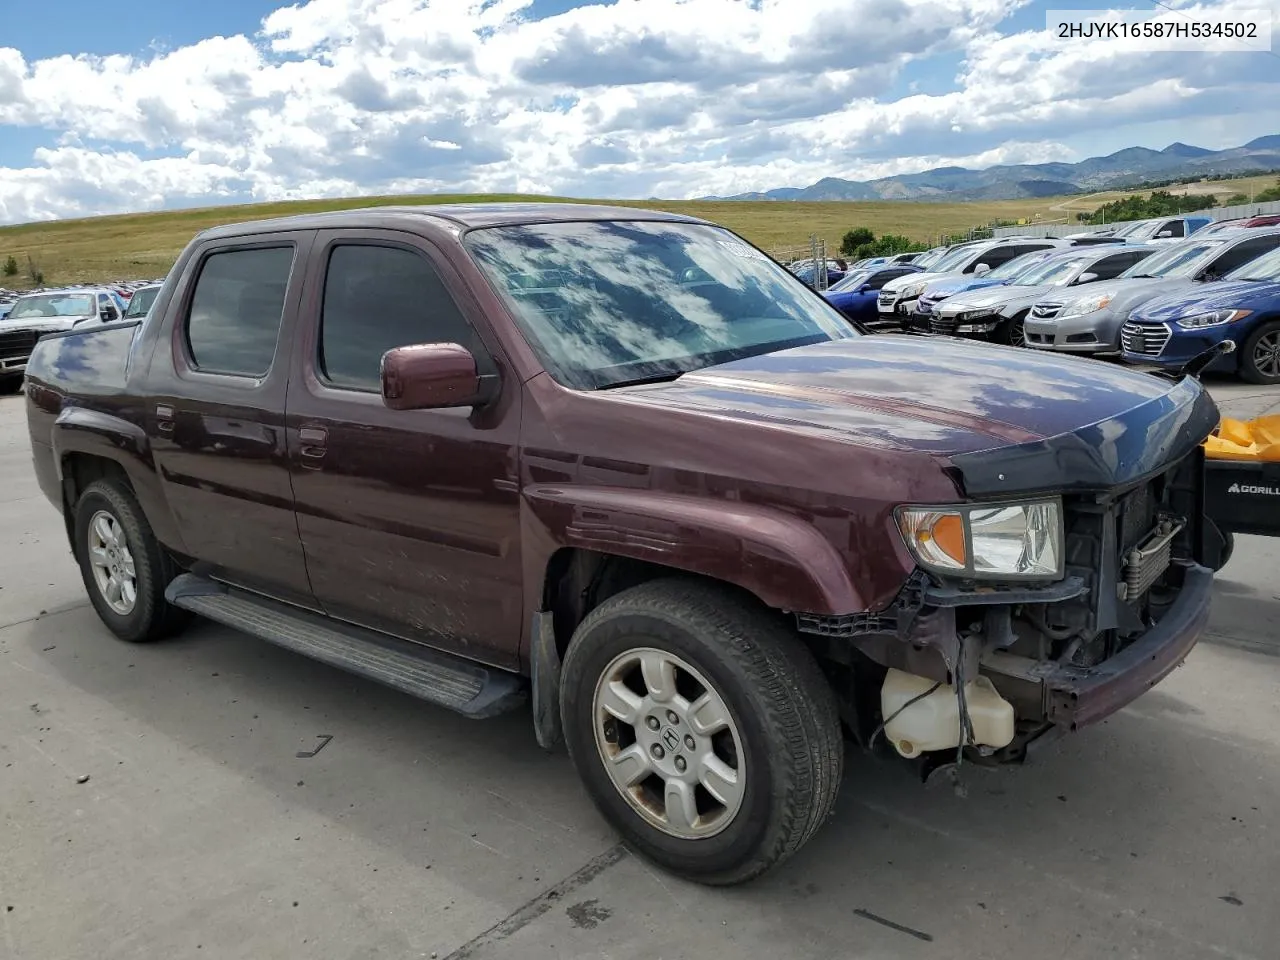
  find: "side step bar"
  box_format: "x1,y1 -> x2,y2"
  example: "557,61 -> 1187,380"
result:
165,574 -> 527,719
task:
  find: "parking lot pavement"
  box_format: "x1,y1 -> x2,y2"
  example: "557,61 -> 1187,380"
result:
1,383 -> 1278,960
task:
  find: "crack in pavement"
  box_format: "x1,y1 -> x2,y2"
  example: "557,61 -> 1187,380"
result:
441,844 -> 629,960
0,602 -> 90,633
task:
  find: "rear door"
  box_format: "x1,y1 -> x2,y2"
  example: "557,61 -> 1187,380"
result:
284,230 -> 524,668
144,231 -> 317,607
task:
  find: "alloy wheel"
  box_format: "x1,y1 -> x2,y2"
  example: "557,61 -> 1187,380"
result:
592,647 -> 745,839
87,510 -> 137,615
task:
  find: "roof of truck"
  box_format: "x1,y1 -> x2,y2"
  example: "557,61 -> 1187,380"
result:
197,202 -> 710,241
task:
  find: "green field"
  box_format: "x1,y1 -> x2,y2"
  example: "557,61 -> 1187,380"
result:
1,173 -> 1274,289
0,192 -> 1080,289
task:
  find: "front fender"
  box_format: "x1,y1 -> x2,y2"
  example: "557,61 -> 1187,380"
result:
522,484 -> 870,617
51,406 -> 187,553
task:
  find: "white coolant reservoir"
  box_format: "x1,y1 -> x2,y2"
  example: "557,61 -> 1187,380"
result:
880,668 -> 1015,759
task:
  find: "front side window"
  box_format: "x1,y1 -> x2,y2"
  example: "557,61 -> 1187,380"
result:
464,221 -> 856,390
319,244 -> 492,392
186,246 -> 294,377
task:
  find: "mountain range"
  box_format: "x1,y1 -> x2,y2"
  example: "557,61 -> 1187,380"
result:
706,135 -> 1280,202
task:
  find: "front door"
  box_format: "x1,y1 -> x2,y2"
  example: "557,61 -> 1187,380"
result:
284,231 -> 524,668
145,232 -> 317,606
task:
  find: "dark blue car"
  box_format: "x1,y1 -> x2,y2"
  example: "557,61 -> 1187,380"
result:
821,263 -> 922,328
1122,245 -> 1280,383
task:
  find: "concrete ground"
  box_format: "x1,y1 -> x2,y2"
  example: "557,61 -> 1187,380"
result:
1,379 -> 1278,960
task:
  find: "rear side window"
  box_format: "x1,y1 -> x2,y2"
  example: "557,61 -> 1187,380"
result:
186,247 -> 294,377
1205,235 -> 1280,277
319,244 -> 493,392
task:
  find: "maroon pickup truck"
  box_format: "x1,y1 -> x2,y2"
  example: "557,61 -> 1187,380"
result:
24,203 -> 1221,884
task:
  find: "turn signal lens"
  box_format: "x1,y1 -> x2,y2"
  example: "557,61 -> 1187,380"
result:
898,511 -> 967,570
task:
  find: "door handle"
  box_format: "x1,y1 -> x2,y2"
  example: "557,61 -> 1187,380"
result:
298,426 -> 327,466
155,403 -> 174,433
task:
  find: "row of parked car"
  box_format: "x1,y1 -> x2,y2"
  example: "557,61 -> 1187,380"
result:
821,220 -> 1280,383
0,281 -> 163,392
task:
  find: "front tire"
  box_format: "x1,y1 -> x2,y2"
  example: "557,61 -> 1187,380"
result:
996,311 -> 1028,348
0,375 -> 22,395
73,478 -> 189,642
559,579 -> 843,885
1239,321 -> 1280,385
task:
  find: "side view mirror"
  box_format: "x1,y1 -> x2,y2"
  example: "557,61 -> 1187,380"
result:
100,308 -> 118,321
1075,272 -> 1099,284
380,342 -> 496,411
1157,230 -> 1173,238
973,263 -> 991,276
857,284 -> 872,294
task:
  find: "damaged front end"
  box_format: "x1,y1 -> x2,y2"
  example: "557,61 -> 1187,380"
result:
799,375 -> 1220,769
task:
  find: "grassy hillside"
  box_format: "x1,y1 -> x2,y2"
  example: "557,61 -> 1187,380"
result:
1,173 -> 1272,289
0,192 -> 1076,289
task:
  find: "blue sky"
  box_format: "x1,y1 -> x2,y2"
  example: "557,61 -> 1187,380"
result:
1,0 -> 1277,223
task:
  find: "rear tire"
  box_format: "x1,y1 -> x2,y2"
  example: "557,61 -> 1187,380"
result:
0,375 -> 21,395
73,478 -> 190,643
1239,321 -> 1280,385
559,579 -> 843,885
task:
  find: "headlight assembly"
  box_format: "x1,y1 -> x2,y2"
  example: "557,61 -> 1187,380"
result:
896,499 -> 1064,580
899,281 -> 928,299
1176,308 -> 1253,329
1059,294 -> 1113,319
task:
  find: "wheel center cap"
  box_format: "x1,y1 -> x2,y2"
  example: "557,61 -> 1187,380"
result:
661,727 -> 681,753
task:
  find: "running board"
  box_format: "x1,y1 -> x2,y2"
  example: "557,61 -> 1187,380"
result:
165,574 -> 527,718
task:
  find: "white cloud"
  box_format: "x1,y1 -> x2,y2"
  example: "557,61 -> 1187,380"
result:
0,0 -> 1275,223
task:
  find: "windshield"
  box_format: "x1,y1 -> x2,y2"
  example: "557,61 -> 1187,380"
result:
1120,240 -> 1224,279
1227,246 -> 1280,282
124,286 -> 160,318
1013,256 -> 1091,286
827,269 -> 877,293
7,293 -> 95,319
912,248 -> 946,269
465,221 -> 857,390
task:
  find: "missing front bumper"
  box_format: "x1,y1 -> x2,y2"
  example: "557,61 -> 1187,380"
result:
981,562 -> 1212,732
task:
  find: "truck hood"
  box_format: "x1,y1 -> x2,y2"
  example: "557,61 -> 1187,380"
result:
1131,279 -> 1280,322
0,315 -> 86,332
617,336 -> 1218,494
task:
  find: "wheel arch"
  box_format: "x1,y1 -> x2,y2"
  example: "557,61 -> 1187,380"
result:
523,485 -> 869,663
53,408 -> 187,556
